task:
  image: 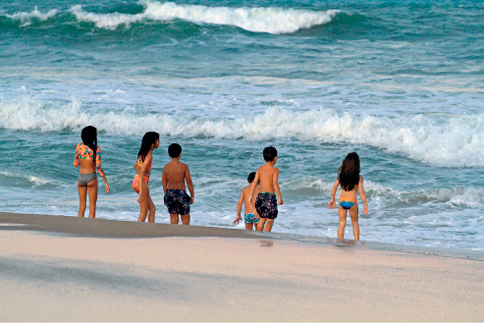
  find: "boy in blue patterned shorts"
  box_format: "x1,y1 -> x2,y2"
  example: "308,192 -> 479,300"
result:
249,146 -> 284,232
233,172 -> 260,230
162,143 -> 195,225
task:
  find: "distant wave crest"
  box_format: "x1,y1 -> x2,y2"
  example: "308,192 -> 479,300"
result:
5,7 -> 58,26
3,1 -> 339,34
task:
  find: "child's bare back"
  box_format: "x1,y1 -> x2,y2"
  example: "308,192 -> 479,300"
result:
256,164 -> 279,193
242,185 -> 259,214
163,160 -> 189,190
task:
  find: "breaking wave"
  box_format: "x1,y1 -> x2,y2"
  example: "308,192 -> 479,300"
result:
2,95 -> 484,167
2,1 -> 339,34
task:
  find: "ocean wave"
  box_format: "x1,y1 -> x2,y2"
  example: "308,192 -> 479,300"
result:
2,1 -> 339,34
0,171 -> 54,186
2,95 -> 484,167
5,7 -> 58,26
283,178 -> 484,207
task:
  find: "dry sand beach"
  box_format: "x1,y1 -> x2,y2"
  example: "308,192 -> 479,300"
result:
0,212 -> 483,322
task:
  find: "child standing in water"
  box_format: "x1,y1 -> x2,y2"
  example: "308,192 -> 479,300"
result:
132,132 -> 160,223
328,152 -> 368,240
74,126 -> 110,219
249,146 -> 284,232
233,172 -> 260,230
162,143 -> 194,225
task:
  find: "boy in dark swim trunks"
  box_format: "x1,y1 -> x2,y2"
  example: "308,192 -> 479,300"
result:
249,146 -> 284,232
233,172 -> 260,230
162,143 -> 195,225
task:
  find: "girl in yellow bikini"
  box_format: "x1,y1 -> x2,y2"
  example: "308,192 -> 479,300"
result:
132,132 -> 160,223
74,126 -> 110,218
328,152 -> 368,240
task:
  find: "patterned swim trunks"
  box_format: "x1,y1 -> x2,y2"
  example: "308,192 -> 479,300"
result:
244,213 -> 260,224
255,192 -> 278,220
164,189 -> 191,215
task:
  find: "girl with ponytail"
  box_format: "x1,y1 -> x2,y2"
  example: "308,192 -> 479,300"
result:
132,131 -> 160,222
74,126 -> 110,218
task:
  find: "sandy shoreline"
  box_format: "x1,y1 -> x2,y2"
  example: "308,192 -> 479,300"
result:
1,212 -> 483,322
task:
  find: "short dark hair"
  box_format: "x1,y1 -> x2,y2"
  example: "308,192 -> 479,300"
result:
168,143 -> 182,158
263,146 -> 277,162
247,172 -> 256,183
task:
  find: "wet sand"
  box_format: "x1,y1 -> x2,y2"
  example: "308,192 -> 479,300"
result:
0,212 -> 483,322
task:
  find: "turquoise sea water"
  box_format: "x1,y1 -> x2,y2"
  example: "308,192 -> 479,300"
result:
1,0 -> 483,249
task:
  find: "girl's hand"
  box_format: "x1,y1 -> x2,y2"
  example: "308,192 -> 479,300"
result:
137,194 -> 143,203
105,183 -> 110,194
328,200 -> 336,209
362,206 -> 368,214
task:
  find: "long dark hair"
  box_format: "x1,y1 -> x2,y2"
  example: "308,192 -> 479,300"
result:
81,126 -> 97,165
138,132 -> 160,162
338,152 -> 360,191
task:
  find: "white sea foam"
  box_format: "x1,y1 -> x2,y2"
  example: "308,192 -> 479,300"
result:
284,177 -> 484,207
6,7 -> 58,26
69,1 -> 338,34
3,95 -> 484,167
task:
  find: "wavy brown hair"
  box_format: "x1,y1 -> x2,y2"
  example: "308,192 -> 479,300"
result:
338,152 -> 360,191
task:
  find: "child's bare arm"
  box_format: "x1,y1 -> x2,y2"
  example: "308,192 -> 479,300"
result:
185,165 -> 195,204
74,148 -> 80,167
248,171 -> 260,203
273,168 -> 283,205
233,190 -> 244,225
162,166 -> 167,193
358,176 -> 368,214
328,179 -> 340,209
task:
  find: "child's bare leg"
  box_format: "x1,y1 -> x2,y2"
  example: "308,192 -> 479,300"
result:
147,195 -> 156,223
170,214 -> 179,224
87,179 -> 98,219
337,206 -> 347,239
137,185 -> 149,222
245,223 -> 254,230
256,218 -> 266,231
78,183 -> 87,217
181,214 -> 190,225
349,205 -> 359,240
263,219 -> 274,232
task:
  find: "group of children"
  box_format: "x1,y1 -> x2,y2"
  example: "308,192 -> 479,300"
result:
75,126 -> 368,240
74,127 -> 194,225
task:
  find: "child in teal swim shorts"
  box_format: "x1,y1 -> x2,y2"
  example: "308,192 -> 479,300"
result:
233,172 -> 260,230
